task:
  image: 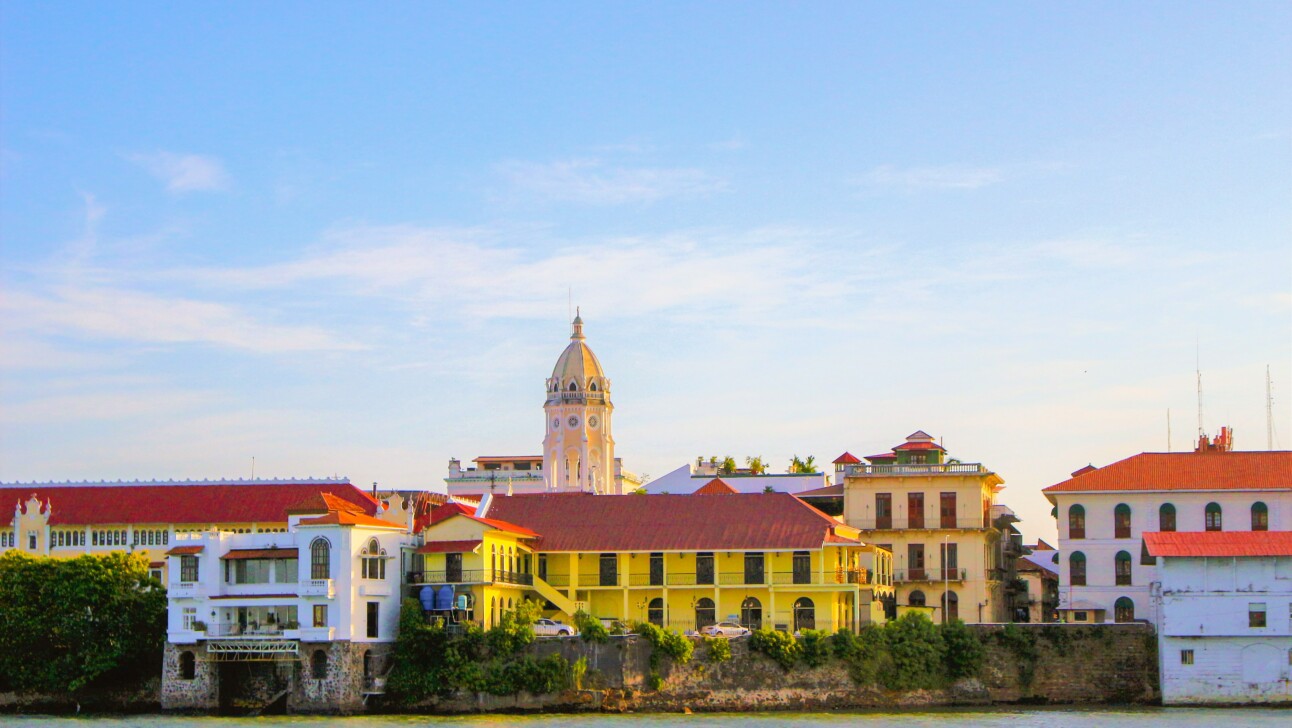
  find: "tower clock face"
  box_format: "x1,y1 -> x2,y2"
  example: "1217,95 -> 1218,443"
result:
588,415 -> 599,429
567,415 -> 580,429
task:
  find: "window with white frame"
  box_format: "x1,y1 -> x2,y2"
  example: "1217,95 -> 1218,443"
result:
1249,602 -> 1267,628
180,555 -> 199,582
361,538 -> 386,580
182,607 -> 197,630
0,531 -> 13,548
27,531 -> 37,550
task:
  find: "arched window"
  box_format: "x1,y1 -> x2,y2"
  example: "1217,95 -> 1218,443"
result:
941,591 -> 959,622
362,538 -> 386,580
1115,551 -> 1132,586
909,590 -> 926,607
1159,503 -> 1176,532
648,598 -> 664,626
1205,502 -> 1223,531
310,537 -> 331,580
1070,552 -> 1086,586
740,597 -> 762,630
1068,505 -> 1086,539
179,651 -> 196,680
568,381 -> 578,392
695,598 -> 716,629
1252,502 -> 1269,531
590,381 -> 598,391
1114,597 -> 1135,623
793,597 -> 816,632
311,649 -> 328,679
1114,504 -> 1132,539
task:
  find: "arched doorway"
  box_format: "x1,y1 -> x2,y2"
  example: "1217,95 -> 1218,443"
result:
740,597 -> 762,630
909,590 -> 926,607
695,598 -> 716,630
647,598 -> 664,626
792,597 -> 815,632
1114,597 -> 1135,623
941,591 -> 959,622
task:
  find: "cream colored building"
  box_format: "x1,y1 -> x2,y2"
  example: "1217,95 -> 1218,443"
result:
841,431 -> 1009,623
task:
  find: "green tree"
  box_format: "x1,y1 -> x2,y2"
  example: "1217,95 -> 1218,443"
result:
0,551 -> 167,693
940,619 -> 985,680
718,456 -> 737,475
788,455 -> 818,473
881,612 -> 946,690
745,455 -> 767,475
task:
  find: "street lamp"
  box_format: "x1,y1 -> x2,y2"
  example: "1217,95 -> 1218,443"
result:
943,533 -> 950,625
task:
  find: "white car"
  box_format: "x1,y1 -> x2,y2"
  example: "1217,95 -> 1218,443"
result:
700,621 -> 750,638
532,618 -> 576,637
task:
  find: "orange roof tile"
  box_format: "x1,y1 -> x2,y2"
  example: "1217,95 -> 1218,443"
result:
298,511 -> 401,528
221,548 -> 297,560
165,545 -> 204,555
416,539 -> 483,554
1043,451 -> 1292,495
1144,530 -> 1292,557
832,452 -> 862,465
692,478 -> 740,495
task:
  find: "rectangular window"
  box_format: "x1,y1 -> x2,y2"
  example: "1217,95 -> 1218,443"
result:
908,544 -> 925,580
363,557 -> 386,580
1073,611 -> 1088,622
1181,649 -> 1194,665
792,551 -> 812,584
27,532 -> 37,550
446,553 -> 463,582
1250,603 -> 1267,628
180,555 -> 199,582
940,542 -> 958,579
536,553 -> 547,582
940,493 -> 957,528
875,493 -> 892,529
149,568 -> 163,582
313,604 -> 328,629
908,492 -> 925,529
366,602 -> 379,638
744,552 -> 765,584
599,553 -> 618,586
696,552 -> 714,585
649,552 -> 664,586
275,558 -> 298,583
182,607 -> 197,630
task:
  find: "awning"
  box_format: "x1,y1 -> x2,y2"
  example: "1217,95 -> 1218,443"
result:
221,548 -> 298,560
149,561 -> 165,568
166,545 -> 204,556
416,539 -> 482,554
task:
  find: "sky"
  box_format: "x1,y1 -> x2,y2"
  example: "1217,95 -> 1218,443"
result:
1,2 -> 1289,542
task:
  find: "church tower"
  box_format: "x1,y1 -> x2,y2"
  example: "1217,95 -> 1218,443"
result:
543,311 -> 618,494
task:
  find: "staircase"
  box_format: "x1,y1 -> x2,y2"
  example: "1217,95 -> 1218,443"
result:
530,575 -> 581,616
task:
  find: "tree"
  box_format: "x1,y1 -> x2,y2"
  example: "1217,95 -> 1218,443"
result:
718,456 -> 737,475
788,454 -> 817,473
745,456 -> 767,475
0,551 -> 167,693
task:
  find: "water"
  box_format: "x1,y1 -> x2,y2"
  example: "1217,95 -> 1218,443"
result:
1,708 -> 1288,727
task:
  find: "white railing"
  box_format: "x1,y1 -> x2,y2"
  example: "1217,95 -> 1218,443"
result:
845,463 -> 990,477
300,579 -> 334,597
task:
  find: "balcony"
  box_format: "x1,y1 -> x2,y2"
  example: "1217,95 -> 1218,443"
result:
298,626 -> 335,641
405,569 -> 533,586
206,622 -> 301,639
169,581 -> 200,598
851,517 -> 989,530
300,578 -> 335,598
894,568 -> 967,583
628,573 -> 666,587
720,571 -> 765,586
846,463 -> 991,477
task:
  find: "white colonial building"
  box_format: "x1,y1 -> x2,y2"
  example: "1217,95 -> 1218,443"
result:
1147,530 -> 1292,705
446,313 -> 640,497
162,492 -> 415,712
1043,434 -> 1291,625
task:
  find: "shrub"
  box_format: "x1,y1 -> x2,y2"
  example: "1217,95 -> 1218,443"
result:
830,629 -> 861,661
799,629 -> 831,668
749,627 -> 800,671
703,635 -> 732,663
880,612 -> 945,690
571,655 -> 588,690
940,619 -> 984,680
632,622 -> 693,664
998,624 -> 1040,688
574,610 -> 609,643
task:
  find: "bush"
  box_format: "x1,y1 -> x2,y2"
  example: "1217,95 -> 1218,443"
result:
574,610 -> 609,643
799,629 -> 832,668
749,628 -> 800,671
571,655 -> 588,690
940,619 -> 984,680
880,612 -> 945,690
632,622 -> 693,664
703,635 -> 732,663
486,599 -> 541,656
830,629 -> 861,660
998,624 -> 1040,688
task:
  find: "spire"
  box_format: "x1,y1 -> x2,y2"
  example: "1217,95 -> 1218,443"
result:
570,307 -> 585,340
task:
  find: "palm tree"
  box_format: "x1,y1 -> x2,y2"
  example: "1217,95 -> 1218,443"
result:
788,455 -> 818,474
746,455 -> 767,475
719,456 -> 737,475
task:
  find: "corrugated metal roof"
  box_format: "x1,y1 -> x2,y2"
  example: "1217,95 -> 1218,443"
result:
1043,451 -> 1291,495
1144,530 -> 1292,557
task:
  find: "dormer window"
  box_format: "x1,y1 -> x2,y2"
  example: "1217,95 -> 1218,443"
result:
590,381 -> 597,391
568,381 -> 578,392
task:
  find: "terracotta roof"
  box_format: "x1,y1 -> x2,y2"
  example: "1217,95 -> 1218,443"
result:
166,545 -> 204,555
693,478 -> 740,495
481,492 -> 845,552
286,491 -> 367,515
832,452 -> 862,465
864,452 -> 897,462
465,515 -> 539,537
0,482 -> 378,526
415,540 -> 483,554
893,440 -> 945,452
1144,531 -> 1292,558
221,548 -> 297,560
796,484 -> 843,498
1043,451 -> 1292,496
298,511 -> 401,528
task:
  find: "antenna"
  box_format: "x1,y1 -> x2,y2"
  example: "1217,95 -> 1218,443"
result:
1268,365 -> 1275,451
1196,342 -> 1204,439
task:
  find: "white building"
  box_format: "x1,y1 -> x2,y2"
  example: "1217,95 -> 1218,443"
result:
644,461 -> 828,495
1043,435 -> 1291,625
162,492 -> 415,712
1146,530 -> 1292,705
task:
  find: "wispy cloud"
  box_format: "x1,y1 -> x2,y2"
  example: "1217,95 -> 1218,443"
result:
859,164 -> 1004,192
496,159 -> 725,204
125,151 -> 230,192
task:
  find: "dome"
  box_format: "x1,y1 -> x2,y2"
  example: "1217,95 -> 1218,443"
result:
551,313 -> 606,383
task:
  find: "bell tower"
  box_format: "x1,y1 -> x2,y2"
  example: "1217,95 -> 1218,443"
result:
543,311 -> 617,493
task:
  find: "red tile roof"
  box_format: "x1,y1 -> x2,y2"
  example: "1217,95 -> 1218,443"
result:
165,545 -> 204,555
298,511 -> 400,528
221,548 -> 298,560
0,482 -> 379,526
1144,531 -> 1292,558
796,484 -> 843,498
464,515 -> 539,537
481,492 -> 846,552
415,539 -> 483,554
832,452 -> 862,465
893,441 -> 945,452
865,452 -> 897,462
692,478 -> 740,495
1043,451 -> 1292,496
286,491 -> 367,515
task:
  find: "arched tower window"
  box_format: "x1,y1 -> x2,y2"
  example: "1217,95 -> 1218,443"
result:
590,381 -> 598,391
568,381 -> 578,391
1069,552 -> 1086,586
1159,503 -> 1176,532
1205,502 -> 1223,531
1068,505 -> 1086,539
1252,502 -> 1269,531
1115,550 -> 1132,586
1114,504 -> 1132,538
310,537 -> 331,580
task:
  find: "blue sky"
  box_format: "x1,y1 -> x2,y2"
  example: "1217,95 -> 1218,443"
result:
2,2 -> 1289,540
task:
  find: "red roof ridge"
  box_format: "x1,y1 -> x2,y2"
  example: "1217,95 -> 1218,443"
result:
1144,530 -> 1292,557
1044,451 -> 1292,496
693,478 -> 740,495
832,452 -> 862,465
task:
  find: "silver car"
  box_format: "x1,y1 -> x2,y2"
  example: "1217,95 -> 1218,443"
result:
532,618 -> 576,637
700,621 -> 750,637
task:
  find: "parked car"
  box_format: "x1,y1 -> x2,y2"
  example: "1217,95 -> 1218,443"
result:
532,618 -> 576,637
700,621 -> 750,638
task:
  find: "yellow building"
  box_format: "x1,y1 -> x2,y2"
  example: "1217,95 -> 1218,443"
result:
0,479 -> 389,580
840,431 -> 1010,623
410,491 -> 894,632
